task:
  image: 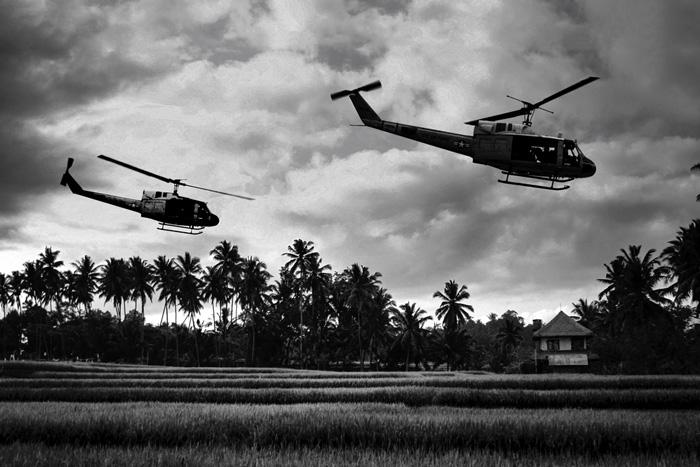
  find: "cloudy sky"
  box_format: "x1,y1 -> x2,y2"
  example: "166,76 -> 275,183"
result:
1,0 -> 699,325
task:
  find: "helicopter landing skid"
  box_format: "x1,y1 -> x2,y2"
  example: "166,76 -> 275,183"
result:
157,222 -> 205,235
499,171 -> 573,191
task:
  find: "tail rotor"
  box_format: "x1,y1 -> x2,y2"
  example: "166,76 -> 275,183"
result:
330,80 -> 382,100
60,158 -> 74,186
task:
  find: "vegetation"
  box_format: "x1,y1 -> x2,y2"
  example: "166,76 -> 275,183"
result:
1,219 -> 700,373
4,444 -> 696,467
2,362 -> 699,464
0,396 -> 699,455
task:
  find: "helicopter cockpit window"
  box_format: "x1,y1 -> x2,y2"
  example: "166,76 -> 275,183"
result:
563,140 -> 581,167
155,191 -> 162,198
495,122 -> 506,133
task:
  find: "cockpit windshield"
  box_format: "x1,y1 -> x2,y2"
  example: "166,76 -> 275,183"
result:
563,140 -> 581,167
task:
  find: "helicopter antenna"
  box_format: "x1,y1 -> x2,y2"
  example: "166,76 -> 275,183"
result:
97,155 -> 254,200
465,76 -> 599,126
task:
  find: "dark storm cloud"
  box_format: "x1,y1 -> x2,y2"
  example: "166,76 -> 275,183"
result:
551,0 -> 699,139
468,0 -> 700,142
0,118 -> 75,224
0,1 -> 180,234
0,3 -> 163,117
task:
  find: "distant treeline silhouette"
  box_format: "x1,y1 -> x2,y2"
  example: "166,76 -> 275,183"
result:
1,219 -> 699,373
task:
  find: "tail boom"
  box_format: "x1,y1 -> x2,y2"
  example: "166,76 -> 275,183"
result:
332,81 -> 474,158
60,157 -> 142,213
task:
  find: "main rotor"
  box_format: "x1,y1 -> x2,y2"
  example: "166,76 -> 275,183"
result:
466,76 -> 599,127
97,155 -> 254,200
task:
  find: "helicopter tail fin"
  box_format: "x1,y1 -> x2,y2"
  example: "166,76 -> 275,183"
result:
60,158 -> 83,193
331,81 -> 382,124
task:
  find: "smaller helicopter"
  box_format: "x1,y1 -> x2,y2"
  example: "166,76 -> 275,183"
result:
60,155 -> 253,235
331,77 -> 599,190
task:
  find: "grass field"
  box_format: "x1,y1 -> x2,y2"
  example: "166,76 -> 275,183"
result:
1,361 -> 699,466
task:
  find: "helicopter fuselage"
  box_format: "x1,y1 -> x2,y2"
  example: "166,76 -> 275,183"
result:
335,81 -> 597,190
139,191 -> 219,227
358,112 -> 595,183
60,165 -> 219,228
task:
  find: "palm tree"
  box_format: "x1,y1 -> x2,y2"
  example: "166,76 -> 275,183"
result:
663,220 -> 700,315
0,273 -> 10,318
202,266 -> 230,331
344,263 -> 382,371
39,247 -> 64,313
175,252 -> 203,365
128,257 -> 154,317
62,270 -> 79,312
9,271 -> 23,311
598,245 -> 676,372
210,241 -> 241,320
571,298 -> 602,329
127,256 -> 154,364
283,239 -> 319,367
175,253 -> 203,327
430,325 -> 472,370
99,258 -> 130,320
153,256 -> 178,325
496,317 -> 523,363
365,287 -> 396,369
270,268 -> 297,365
71,255 -> 99,315
152,255 -> 178,365
433,280 -> 473,334
391,302 -> 432,371
238,256 -> 272,365
22,260 -> 45,308
598,245 -> 670,333
304,255 -> 333,366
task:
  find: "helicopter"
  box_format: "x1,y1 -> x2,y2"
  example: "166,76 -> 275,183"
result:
331,77 -> 599,190
60,155 -> 253,235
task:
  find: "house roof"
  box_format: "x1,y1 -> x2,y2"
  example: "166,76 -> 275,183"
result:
533,311 -> 593,337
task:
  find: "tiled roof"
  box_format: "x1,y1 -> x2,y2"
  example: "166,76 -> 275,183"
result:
533,311 -> 593,337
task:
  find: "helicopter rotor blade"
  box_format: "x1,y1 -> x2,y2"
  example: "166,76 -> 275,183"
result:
464,76 -> 599,125
180,182 -> 255,201
97,155 -> 176,184
465,108 -> 529,125
99,154 -> 254,200
532,76 -> 599,108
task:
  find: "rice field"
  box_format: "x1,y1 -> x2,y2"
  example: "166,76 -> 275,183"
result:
1,361 -> 699,466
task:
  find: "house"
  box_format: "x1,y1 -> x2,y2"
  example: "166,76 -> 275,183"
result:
533,311 -> 593,373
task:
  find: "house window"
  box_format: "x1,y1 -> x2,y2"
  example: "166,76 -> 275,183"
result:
546,339 -> 560,351
572,337 -> 586,351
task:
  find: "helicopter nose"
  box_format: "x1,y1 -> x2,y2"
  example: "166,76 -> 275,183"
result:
209,214 -> 219,226
581,158 -> 596,178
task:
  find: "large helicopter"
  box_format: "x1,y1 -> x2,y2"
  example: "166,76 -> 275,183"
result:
60,155 -> 253,235
331,77 -> 598,190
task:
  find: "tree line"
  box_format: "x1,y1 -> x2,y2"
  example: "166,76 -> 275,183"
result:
1,219 -> 699,372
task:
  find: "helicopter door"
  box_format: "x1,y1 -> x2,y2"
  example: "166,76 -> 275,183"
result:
475,135 -> 511,163
512,136 -> 558,165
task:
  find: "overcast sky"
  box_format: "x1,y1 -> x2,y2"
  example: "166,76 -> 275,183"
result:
1,0 -> 699,325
